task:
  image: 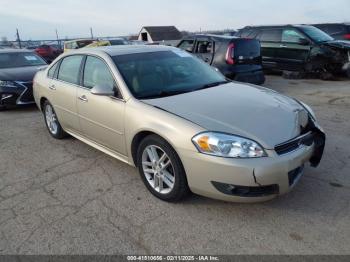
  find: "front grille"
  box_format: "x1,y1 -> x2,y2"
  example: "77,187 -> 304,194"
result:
275,132 -> 314,155
16,82 -> 34,103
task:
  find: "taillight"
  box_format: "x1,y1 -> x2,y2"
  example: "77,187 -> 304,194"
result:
225,43 -> 235,65
344,34 -> 350,40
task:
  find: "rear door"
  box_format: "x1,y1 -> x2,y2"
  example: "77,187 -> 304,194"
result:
193,38 -> 215,64
278,28 -> 311,71
256,28 -> 282,69
77,55 -> 126,155
51,55 -> 84,132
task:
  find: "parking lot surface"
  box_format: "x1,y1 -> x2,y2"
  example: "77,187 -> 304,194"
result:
0,75 -> 349,255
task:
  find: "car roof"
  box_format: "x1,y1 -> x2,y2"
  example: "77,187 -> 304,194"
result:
70,45 -> 178,57
313,22 -> 350,26
189,34 -> 238,40
0,49 -> 34,53
240,24 -> 314,29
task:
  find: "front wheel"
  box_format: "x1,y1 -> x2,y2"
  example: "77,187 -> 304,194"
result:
43,100 -> 67,139
137,135 -> 190,202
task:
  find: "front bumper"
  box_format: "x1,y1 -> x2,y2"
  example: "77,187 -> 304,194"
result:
179,127 -> 325,203
0,82 -> 34,107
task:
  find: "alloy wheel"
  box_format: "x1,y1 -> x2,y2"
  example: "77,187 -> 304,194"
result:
45,104 -> 58,135
141,145 -> 175,194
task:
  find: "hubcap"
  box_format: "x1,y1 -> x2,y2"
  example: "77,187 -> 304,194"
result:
45,104 -> 58,135
142,145 -> 175,194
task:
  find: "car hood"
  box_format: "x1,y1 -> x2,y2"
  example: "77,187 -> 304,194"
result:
322,40 -> 350,50
142,83 -> 308,149
0,65 -> 47,82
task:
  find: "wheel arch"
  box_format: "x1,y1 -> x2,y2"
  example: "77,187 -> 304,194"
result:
39,97 -> 48,112
130,130 -> 180,167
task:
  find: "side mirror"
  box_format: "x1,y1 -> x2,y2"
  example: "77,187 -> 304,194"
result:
91,84 -> 115,96
298,38 -> 310,46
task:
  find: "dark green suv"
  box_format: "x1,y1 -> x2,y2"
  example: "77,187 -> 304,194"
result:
236,25 -> 350,78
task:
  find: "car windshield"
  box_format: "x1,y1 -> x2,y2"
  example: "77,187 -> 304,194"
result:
112,50 -> 227,99
110,39 -> 129,45
0,52 -> 46,69
299,26 -> 334,43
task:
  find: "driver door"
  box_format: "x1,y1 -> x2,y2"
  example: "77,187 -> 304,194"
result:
76,55 -> 126,155
278,29 -> 311,71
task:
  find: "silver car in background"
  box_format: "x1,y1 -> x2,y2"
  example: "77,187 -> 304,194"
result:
33,45 -> 325,203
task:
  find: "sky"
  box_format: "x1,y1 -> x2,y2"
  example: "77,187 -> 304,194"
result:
0,0 -> 349,40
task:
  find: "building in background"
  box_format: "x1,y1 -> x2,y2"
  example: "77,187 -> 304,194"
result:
138,26 -> 182,45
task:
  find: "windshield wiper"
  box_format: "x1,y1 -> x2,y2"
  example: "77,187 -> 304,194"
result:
139,89 -> 191,99
195,80 -> 229,91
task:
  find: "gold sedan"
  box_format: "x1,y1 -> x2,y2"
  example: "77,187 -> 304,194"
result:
33,46 -> 325,202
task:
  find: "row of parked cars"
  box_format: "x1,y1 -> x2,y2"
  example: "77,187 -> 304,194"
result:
177,24 -> 350,83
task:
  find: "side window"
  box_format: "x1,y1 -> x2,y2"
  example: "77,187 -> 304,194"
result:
258,29 -> 282,42
282,29 -> 306,43
65,43 -> 72,49
195,41 -> 213,54
57,55 -> 83,85
47,61 -> 59,79
83,56 -> 115,90
178,40 -> 195,52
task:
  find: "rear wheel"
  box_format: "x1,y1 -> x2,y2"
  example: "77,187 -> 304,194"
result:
43,100 -> 66,139
137,135 -> 190,202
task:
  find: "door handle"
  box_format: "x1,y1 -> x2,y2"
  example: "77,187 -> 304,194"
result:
279,44 -> 287,48
49,84 -> 56,90
78,95 -> 88,102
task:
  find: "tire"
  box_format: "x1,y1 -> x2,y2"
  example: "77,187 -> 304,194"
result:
319,70 -> 334,81
137,135 -> 190,202
0,105 -> 6,111
43,100 -> 67,139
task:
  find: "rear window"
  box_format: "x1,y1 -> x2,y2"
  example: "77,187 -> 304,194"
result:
233,39 -> 260,57
0,52 -> 46,69
239,29 -> 259,39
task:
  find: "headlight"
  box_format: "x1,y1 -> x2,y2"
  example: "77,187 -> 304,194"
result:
192,132 -> 266,158
0,81 -> 17,88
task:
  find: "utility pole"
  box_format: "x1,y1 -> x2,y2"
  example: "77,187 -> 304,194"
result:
55,29 -> 59,45
90,27 -> 94,39
16,28 -> 22,49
